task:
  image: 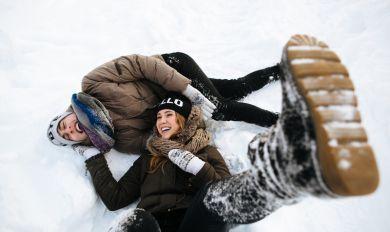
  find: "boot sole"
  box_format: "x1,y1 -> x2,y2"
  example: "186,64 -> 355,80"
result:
282,35 -> 379,196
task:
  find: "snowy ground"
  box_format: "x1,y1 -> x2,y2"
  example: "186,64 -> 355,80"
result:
1,0 -> 389,231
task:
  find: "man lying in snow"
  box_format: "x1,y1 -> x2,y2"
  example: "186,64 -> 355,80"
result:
47,35 -> 379,232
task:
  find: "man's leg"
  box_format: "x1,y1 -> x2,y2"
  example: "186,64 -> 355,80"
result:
200,35 -> 379,224
162,52 -> 278,127
209,64 -> 281,101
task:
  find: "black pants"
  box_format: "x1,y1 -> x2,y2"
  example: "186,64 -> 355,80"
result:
116,185 -> 230,232
161,52 -> 280,127
176,184 -> 231,232
153,184 -> 230,232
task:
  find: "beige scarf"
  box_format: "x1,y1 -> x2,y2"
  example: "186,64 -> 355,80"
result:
147,106 -> 211,157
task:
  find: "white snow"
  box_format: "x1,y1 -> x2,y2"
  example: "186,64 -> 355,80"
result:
308,90 -> 355,97
328,139 -> 339,147
325,122 -> 363,129
317,105 -> 358,121
338,159 -> 352,170
291,58 -> 317,64
1,0 -> 390,232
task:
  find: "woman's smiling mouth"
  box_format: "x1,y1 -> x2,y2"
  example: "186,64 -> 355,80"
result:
161,127 -> 171,133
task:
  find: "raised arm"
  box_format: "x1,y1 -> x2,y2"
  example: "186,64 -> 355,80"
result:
82,54 -> 191,93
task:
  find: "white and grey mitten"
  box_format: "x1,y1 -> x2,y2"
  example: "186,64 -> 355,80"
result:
182,85 -> 216,120
72,145 -> 101,160
168,149 -> 205,175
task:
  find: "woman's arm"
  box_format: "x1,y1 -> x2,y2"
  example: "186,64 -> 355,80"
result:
85,154 -> 144,211
167,146 -> 231,188
190,146 -> 231,187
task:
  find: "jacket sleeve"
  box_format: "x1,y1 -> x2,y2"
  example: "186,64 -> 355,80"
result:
85,154 -> 144,211
83,54 -> 191,93
190,146 -> 231,188
114,128 -> 151,155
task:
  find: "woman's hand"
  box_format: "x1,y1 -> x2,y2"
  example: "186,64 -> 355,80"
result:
182,85 -> 216,120
72,145 -> 101,160
168,149 -> 205,175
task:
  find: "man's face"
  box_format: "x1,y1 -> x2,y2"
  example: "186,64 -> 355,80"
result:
57,113 -> 88,142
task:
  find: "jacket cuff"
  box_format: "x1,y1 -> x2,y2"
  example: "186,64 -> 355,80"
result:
191,162 -> 212,187
85,153 -> 105,164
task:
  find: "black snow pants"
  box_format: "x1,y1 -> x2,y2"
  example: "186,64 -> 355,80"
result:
113,185 -> 231,232
161,52 -> 280,127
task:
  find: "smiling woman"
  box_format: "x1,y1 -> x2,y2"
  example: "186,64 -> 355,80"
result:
156,110 -> 183,140
155,92 -> 191,140
84,92 -> 232,231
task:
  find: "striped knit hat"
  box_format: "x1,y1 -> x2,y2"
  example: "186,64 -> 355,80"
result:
71,92 -> 115,153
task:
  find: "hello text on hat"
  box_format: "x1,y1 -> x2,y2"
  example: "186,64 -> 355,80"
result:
156,92 -> 192,118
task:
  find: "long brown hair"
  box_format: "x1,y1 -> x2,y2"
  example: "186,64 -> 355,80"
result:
148,112 -> 186,173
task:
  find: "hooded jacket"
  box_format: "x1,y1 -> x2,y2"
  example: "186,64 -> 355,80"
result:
82,54 -> 191,154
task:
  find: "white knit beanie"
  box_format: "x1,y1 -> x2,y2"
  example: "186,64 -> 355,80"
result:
47,111 -> 81,146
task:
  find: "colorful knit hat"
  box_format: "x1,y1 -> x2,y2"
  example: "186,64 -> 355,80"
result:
71,92 -> 115,153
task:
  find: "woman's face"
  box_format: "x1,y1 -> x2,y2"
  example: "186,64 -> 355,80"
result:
57,113 -> 88,142
156,109 -> 181,139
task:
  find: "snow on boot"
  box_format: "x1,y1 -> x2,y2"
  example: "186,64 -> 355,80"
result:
108,208 -> 161,232
277,34 -> 380,196
202,35 -> 379,225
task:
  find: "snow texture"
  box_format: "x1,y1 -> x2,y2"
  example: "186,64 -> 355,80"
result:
1,0 -> 390,231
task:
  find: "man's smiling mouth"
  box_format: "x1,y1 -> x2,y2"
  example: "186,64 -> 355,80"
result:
75,122 -> 84,133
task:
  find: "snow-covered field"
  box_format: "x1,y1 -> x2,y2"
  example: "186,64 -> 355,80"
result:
1,0 -> 389,231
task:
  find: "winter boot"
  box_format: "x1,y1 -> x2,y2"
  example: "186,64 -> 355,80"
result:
268,34 -> 380,196
203,35 -> 379,225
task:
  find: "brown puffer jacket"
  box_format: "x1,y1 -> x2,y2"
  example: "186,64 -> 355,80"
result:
85,145 -> 231,213
82,54 -> 191,154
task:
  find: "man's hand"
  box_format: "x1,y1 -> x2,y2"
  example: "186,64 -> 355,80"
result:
168,149 -> 205,175
182,85 -> 216,120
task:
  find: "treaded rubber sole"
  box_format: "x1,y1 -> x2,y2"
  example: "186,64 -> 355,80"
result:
283,34 -> 379,196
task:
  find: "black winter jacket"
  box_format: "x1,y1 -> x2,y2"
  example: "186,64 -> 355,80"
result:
85,145 -> 230,213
